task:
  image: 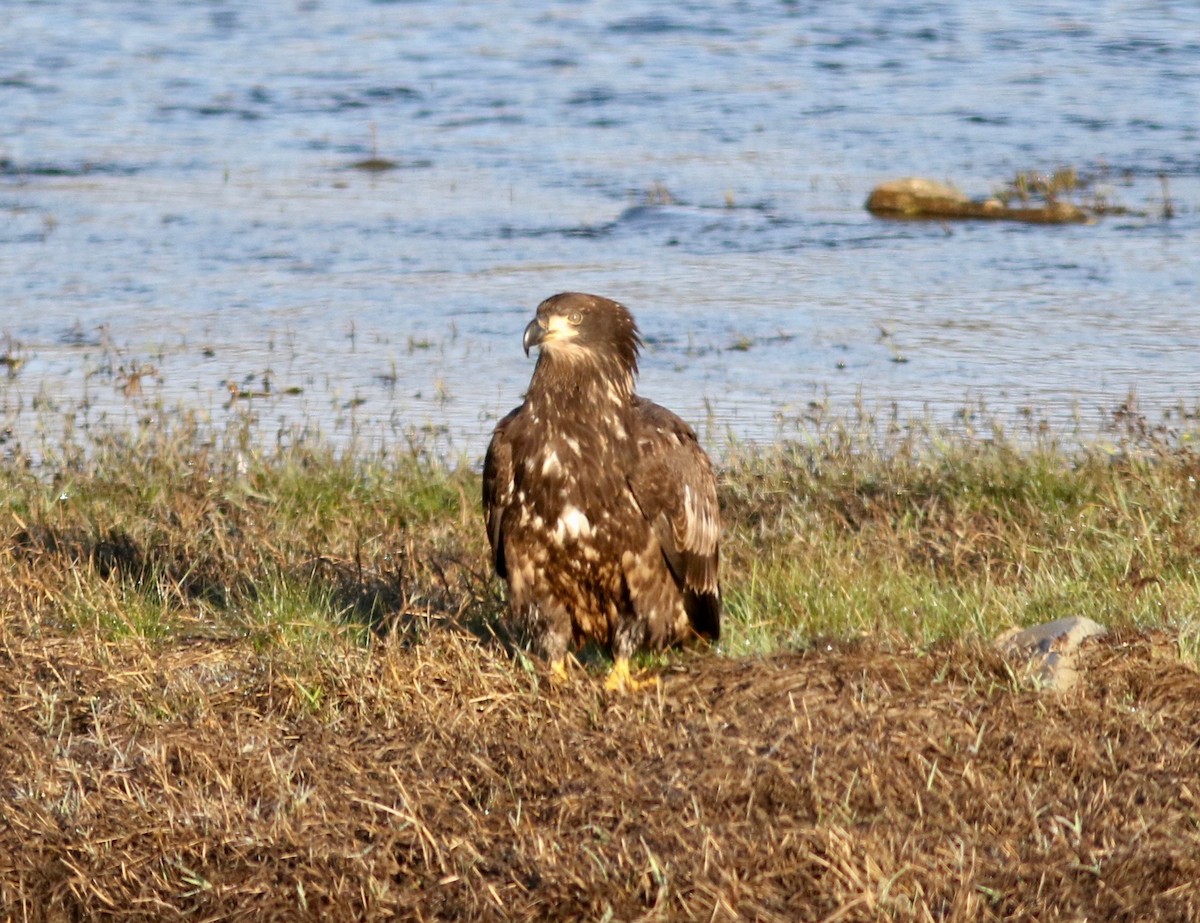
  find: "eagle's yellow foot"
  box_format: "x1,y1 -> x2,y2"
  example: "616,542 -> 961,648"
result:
603,657 -> 659,693
549,657 -> 571,687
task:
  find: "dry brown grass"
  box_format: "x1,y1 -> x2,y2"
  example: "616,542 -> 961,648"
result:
3,626 -> 1199,921
4,408 -> 1200,919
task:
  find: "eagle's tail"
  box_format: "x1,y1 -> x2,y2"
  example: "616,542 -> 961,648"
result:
685,590 -> 721,643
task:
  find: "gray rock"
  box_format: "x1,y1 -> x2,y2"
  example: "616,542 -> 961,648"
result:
995,617 -> 1108,692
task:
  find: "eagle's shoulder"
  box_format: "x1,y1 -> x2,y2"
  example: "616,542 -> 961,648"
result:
628,397 -> 721,635
630,396 -> 700,446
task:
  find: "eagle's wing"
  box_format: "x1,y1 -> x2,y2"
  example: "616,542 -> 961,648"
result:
628,397 -> 721,640
483,407 -> 520,579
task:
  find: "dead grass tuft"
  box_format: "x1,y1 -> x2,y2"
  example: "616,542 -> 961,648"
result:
2,629 -> 1199,920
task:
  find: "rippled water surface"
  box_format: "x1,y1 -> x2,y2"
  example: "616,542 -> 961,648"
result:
2,1 -> 1198,458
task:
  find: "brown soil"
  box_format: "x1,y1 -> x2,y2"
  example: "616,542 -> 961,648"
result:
2,628 -> 1198,922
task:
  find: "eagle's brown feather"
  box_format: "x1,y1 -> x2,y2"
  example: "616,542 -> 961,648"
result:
483,292 -> 721,673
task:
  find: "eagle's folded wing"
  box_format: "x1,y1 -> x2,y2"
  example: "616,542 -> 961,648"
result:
482,408 -> 518,580
628,397 -> 721,640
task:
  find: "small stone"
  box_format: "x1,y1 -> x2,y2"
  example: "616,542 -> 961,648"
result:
995,617 -> 1108,692
865,178 -> 970,216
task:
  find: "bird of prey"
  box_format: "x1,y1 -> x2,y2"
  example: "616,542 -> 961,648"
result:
483,292 -> 720,690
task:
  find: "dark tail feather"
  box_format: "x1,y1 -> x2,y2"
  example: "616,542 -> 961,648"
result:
686,590 -> 721,643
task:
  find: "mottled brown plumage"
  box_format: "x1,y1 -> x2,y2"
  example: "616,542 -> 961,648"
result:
483,292 -> 720,688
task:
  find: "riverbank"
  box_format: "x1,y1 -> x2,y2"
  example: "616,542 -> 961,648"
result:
9,403 -> 1197,654
3,409 -> 1199,919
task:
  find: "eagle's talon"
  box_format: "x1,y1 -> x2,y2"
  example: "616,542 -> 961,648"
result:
549,658 -> 571,686
603,658 -> 659,693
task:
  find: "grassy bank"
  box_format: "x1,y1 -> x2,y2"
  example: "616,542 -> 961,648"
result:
3,405 -> 1199,659
3,407 -> 1200,920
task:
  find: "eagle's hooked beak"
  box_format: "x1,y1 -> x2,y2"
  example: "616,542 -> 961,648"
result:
522,317 -> 545,357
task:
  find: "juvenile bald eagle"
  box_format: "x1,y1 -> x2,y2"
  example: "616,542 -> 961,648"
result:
483,292 -> 720,690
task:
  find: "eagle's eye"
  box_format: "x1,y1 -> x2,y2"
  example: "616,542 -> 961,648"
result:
567,311 -> 583,326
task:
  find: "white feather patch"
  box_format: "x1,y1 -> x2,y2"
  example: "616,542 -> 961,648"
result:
553,505 -> 592,544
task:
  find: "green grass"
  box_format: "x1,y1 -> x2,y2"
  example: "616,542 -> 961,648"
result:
716,418 -> 1200,656
3,401 -> 1200,665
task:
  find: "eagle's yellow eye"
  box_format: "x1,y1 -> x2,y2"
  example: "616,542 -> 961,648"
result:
567,311 -> 583,326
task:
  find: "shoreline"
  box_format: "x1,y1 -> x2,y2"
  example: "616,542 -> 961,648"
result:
4,401 -> 1200,918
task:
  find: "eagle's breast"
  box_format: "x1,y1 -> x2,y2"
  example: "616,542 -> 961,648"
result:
506,400 -> 642,643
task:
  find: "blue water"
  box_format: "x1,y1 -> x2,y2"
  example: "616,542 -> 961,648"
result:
2,1 -> 1198,459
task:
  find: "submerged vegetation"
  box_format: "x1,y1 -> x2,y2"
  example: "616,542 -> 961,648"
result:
3,401 -> 1200,919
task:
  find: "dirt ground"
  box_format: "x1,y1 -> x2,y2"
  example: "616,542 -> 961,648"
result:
2,627 -> 1198,922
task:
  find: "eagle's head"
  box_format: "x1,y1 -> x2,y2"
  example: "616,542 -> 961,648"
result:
522,292 -> 642,380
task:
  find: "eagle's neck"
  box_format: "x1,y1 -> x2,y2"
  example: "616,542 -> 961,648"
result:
526,353 -> 635,429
